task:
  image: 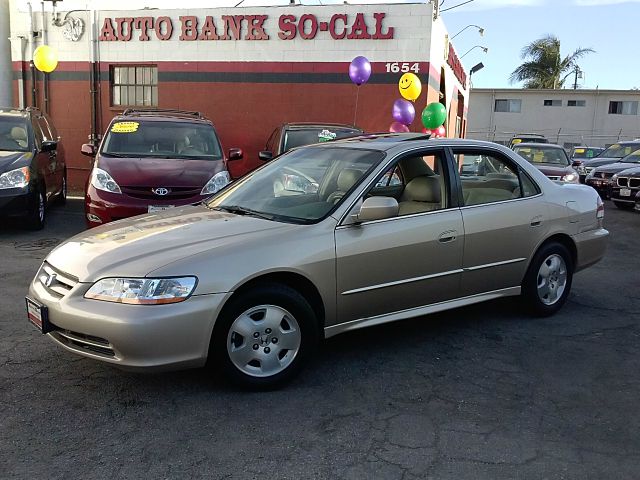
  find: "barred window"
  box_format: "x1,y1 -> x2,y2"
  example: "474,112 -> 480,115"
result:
111,66 -> 158,107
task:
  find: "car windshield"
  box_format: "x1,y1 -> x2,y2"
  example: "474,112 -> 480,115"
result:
572,147 -> 603,159
283,127 -> 362,152
515,146 -> 569,166
101,120 -> 223,160
620,150 -> 640,164
206,146 -> 384,224
599,143 -> 640,159
0,116 -> 30,152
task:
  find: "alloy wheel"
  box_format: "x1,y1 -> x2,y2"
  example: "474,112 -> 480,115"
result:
536,254 -> 568,305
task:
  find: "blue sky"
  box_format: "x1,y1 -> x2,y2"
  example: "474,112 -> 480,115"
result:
443,0 -> 640,90
31,0 -> 640,90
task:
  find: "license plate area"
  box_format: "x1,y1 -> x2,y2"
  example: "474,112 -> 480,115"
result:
25,297 -> 54,334
620,188 -> 631,197
148,205 -> 175,213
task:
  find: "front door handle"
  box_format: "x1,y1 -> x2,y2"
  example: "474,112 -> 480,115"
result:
530,215 -> 543,227
439,230 -> 457,243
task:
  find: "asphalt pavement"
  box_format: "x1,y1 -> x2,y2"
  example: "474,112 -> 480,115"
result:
1,199 -> 639,479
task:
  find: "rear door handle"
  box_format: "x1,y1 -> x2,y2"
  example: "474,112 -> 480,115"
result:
530,215 -> 543,227
438,230 -> 457,243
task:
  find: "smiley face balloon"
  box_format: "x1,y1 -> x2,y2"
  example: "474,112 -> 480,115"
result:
398,73 -> 422,102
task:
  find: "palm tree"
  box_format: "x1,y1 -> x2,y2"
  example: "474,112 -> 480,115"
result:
509,35 -> 594,89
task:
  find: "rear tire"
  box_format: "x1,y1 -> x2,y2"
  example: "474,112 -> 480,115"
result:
613,201 -> 634,210
25,186 -> 46,230
522,242 -> 573,316
210,283 -> 319,390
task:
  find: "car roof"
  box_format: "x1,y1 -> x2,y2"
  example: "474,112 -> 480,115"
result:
114,108 -> 212,124
512,133 -> 546,138
306,133 -> 509,152
515,142 -> 564,149
283,122 -> 362,131
0,107 -> 36,118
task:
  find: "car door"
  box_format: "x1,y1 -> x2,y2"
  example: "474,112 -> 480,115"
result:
42,113 -> 64,190
451,147 -> 548,297
334,148 -> 464,324
30,117 -> 55,198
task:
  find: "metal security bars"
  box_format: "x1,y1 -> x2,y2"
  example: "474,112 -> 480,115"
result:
111,65 -> 158,107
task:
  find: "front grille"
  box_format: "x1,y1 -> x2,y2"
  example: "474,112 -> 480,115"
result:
630,178 -> 640,188
597,172 -> 614,179
38,263 -> 78,298
52,329 -> 115,358
617,177 -> 628,187
121,186 -> 202,200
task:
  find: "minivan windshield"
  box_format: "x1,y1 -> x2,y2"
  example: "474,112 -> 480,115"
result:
620,150 -> 640,164
0,117 -> 30,152
207,146 -> 384,224
599,143 -> 640,159
101,120 -> 223,160
514,146 -> 570,166
283,127 -> 363,152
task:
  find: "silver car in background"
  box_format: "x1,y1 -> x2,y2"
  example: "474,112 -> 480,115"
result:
27,135 -> 608,389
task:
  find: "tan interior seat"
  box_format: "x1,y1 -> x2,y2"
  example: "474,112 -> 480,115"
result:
10,127 -> 28,148
398,175 -> 442,215
327,168 -> 362,204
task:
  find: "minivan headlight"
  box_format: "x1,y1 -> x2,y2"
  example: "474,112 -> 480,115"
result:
0,166 -> 30,189
90,167 -> 122,194
201,171 -> 231,195
85,277 -> 197,305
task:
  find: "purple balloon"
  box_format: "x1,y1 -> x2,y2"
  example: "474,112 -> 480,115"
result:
349,56 -> 372,86
392,99 -> 416,126
389,121 -> 410,133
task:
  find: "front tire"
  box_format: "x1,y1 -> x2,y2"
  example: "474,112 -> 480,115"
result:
25,187 -> 46,230
55,170 -> 67,206
522,242 -> 573,316
210,284 -> 319,389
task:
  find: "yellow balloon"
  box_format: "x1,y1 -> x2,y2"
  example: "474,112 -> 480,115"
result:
398,73 -> 422,102
33,45 -> 58,73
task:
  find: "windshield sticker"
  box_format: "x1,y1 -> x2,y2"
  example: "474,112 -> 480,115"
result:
586,150 -> 594,158
533,151 -> 544,162
574,148 -> 585,153
318,129 -> 337,143
512,139 -> 522,145
111,122 -> 139,133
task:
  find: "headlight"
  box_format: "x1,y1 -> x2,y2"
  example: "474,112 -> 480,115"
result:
90,167 -> 121,194
562,172 -> 578,183
85,277 -> 197,305
611,174 -> 618,183
0,166 -> 30,189
201,170 -> 231,195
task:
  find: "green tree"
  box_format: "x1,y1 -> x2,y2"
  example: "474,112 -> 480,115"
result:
509,35 -> 594,89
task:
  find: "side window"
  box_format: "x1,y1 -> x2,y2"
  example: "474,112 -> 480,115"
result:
365,150 -> 448,217
454,150 -> 522,206
265,128 -> 278,153
31,119 -> 44,148
37,117 -> 54,142
43,114 -> 58,140
519,170 -> 540,197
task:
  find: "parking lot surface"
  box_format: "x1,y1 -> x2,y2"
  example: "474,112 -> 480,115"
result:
1,200 -> 639,479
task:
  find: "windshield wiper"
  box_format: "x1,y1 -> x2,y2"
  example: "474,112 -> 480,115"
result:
101,152 -> 129,158
214,205 -> 275,220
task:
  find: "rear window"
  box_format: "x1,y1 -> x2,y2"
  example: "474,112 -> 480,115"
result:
514,146 -> 569,166
283,127 -> 362,152
0,116 -> 30,152
101,120 -> 222,160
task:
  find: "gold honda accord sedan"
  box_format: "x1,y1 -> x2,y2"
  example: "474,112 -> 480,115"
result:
27,135 -> 608,388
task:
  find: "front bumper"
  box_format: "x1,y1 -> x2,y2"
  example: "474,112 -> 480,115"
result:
29,271 -> 229,370
0,186 -> 33,217
85,185 -> 209,228
573,227 -> 609,272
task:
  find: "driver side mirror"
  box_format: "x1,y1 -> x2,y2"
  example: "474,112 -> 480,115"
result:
353,197 -> 399,223
41,140 -> 57,152
228,148 -> 243,160
81,143 -> 96,157
259,150 -> 273,162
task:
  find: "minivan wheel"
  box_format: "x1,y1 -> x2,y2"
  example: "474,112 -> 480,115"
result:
211,284 -> 318,389
26,187 -> 46,230
522,242 -> 573,316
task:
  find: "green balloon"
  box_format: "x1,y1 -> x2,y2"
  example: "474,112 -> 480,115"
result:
421,102 -> 447,130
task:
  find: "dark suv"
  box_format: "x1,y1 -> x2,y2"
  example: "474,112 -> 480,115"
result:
258,123 -> 364,162
0,107 -> 66,230
82,108 -> 242,228
577,141 -> 640,183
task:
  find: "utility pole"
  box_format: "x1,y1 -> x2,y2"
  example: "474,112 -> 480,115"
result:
573,65 -> 580,90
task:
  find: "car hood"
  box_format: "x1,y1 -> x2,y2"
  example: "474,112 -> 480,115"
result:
595,162 -> 640,174
0,150 -> 32,172
533,164 -> 575,176
615,166 -> 640,177
582,157 -> 623,168
45,205 -> 297,282
97,155 -> 226,187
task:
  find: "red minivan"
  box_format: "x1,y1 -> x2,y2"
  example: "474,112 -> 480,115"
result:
81,109 -> 242,228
